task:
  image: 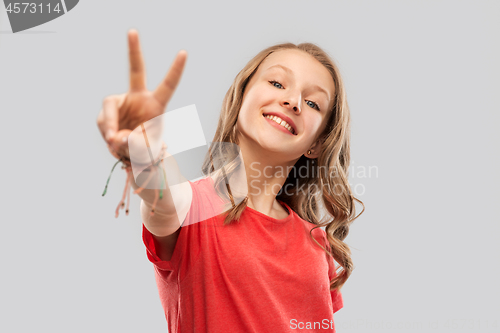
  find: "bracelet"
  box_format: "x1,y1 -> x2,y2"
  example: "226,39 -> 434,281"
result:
102,142 -> 168,218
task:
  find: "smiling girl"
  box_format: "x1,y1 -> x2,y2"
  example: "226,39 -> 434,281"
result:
97,29 -> 364,333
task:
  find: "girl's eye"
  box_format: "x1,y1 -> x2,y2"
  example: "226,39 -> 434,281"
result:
306,100 -> 320,111
269,80 -> 284,89
269,80 -> 320,111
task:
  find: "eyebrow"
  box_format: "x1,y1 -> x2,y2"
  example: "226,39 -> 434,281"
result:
265,64 -> 331,100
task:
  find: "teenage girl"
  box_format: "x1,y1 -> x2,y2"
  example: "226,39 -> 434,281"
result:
97,29 -> 364,333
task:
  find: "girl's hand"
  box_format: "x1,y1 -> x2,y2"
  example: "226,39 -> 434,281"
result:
97,29 -> 187,160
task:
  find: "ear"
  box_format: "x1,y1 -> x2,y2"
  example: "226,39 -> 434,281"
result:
305,137 -> 324,159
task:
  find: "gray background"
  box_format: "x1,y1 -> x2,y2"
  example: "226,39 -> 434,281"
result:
1,1 -> 499,332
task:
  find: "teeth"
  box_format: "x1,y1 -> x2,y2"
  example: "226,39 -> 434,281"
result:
264,115 -> 294,134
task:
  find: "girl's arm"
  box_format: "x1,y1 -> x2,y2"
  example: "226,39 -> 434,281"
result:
133,150 -> 193,261
96,29 -> 190,257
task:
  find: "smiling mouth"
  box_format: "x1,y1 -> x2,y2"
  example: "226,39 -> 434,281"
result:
263,114 -> 296,135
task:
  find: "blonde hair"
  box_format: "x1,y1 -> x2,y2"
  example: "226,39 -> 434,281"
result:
201,43 -> 365,292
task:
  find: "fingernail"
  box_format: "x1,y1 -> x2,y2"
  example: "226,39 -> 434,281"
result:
122,137 -> 127,143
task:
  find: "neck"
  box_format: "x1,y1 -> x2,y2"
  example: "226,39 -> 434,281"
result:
236,133 -> 300,215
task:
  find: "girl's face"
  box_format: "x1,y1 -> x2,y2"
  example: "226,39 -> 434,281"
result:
236,49 -> 335,161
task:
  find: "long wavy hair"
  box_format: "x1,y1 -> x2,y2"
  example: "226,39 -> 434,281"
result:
200,43 -> 365,292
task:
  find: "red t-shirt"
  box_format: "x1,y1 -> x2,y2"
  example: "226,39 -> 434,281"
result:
142,177 -> 343,332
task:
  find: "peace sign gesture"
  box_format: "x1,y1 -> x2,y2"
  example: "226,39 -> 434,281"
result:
97,29 -> 187,160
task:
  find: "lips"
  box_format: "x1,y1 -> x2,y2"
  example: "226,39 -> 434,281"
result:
262,112 -> 298,135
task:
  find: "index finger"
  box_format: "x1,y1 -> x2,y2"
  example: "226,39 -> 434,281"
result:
128,29 -> 146,91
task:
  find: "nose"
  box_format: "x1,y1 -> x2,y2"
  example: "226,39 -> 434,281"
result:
281,91 -> 301,114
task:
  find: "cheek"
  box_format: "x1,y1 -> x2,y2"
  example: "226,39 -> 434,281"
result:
307,116 -> 324,132
304,117 -> 326,140
241,85 -> 270,109
238,95 -> 252,118
238,97 -> 261,124
241,94 -> 258,111
235,104 -> 253,133
237,104 -> 250,125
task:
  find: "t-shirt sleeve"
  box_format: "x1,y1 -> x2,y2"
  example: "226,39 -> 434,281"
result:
142,223 -> 177,271
323,231 -> 344,313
